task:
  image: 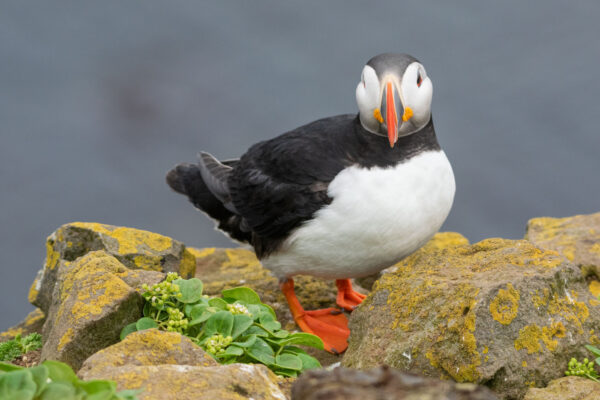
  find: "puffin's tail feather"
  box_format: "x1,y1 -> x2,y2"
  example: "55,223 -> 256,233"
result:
166,161 -> 252,244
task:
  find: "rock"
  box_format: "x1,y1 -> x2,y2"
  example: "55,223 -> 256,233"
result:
192,247 -> 345,367
29,222 -> 197,312
78,329 -> 217,377
292,365 -> 499,400
343,238 -> 600,400
523,376 -> 600,400
526,212 -> 600,297
0,308 -> 45,341
79,328 -> 288,399
41,251 -> 164,370
355,232 -> 470,290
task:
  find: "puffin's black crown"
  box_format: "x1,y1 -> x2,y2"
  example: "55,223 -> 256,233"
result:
366,53 -> 419,77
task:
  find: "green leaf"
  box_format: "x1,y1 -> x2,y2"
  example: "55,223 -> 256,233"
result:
231,315 -> 253,339
221,287 -> 261,305
27,365 -> 49,396
189,310 -> 213,326
279,346 -> 307,355
0,369 -> 36,400
208,298 -> 228,310
297,353 -> 321,370
272,330 -> 289,339
232,335 -> 257,348
275,354 -> 302,371
38,381 -> 77,400
174,278 -> 204,303
0,340 -> 23,362
272,368 -> 298,378
596,357 -> 600,367
277,333 -> 324,349
189,304 -> 209,320
0,362 -> 24,372
586,344 -> 600,358
246,338 -> 275,366
258,313 -> 281,332
120,323 -> 138,340
142,302 -> 152,317
135,317 -> 158,331
244,326 -> 269,337
77,380 -> 117,400
43,360 -> 78,384
205,311 -> 234,337
222,346 -> 244,357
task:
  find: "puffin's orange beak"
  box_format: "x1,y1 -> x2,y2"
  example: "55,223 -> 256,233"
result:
385,81 -> 398,147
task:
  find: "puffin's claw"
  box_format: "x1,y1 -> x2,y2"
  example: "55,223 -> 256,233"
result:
335,279 -> 367,311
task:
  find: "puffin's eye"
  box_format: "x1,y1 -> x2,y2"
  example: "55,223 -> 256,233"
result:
417,73 -> 423,87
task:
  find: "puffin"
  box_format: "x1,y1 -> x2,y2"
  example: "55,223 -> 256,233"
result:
166,53 -> 455,354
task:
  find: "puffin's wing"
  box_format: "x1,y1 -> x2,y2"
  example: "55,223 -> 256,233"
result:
197,152 -> 237,213
228,127 -> 352,241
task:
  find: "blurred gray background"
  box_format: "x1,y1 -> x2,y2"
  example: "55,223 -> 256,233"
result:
1,1 -> 599,331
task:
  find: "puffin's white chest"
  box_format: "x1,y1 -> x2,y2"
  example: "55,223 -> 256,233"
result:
261,150 -> 455,279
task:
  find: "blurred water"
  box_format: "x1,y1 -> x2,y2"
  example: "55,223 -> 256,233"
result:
1,1 -> 599,330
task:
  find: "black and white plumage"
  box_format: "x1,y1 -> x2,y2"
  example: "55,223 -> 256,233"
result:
167,53 -> 455,280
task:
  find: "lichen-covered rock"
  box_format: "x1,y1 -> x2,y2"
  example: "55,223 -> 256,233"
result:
523,376 -> 600,400
526,212 -> 600,297
0,308 -> 45,341
292,366 -> 499,400
41,251 -> 164,370
29,222 -> 197,312
83,363 -> 287,400
355,232 -> 470,290
79,328 -> 287,399
78,329 -> 216,378
343,238 -> 600,400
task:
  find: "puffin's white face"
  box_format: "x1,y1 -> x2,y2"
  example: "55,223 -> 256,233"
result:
356,61 -> 433,147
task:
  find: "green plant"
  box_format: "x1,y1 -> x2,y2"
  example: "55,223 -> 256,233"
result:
0,360 -> 139,399
565,345 -> 600,382
0,333 -> 42,362
122,273 -> 324,377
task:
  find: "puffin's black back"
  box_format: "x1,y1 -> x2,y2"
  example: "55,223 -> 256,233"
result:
167,114 -> 440,258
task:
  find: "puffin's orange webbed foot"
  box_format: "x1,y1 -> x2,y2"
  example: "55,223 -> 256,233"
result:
280,279 -> 350,354
335,279 -> 367,311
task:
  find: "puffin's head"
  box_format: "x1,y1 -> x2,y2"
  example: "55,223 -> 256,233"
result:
356,53 -> 433,147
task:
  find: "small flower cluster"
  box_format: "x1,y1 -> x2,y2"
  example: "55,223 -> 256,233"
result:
566,357 -> 598,380
166,307 -> 189,333
205,333 -> 233,355
226,302 -> 252,316
141,277 -> 182,309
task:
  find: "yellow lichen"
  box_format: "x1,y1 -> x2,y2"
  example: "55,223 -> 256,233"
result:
522,361 -> 527,367
482,346 -> 488,354
179,249 -> 197,278
133,255 -> 163,271
590,243 -> 600,255
589,281 -> 600,298
515,325 -> 543,354
45,236 -> 60,270
28,279 -> 40,304
58,327 -> 74,350
187,247 -> 215,259
514,321 -> 566,354
490,283 -> 520,325
70,222 -> 173,255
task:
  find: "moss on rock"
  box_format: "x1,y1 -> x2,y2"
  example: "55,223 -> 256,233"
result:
40,251 -> 164,370
343,237 -> 600,400
29,222 -> 196,313
523,376 -> 600,400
